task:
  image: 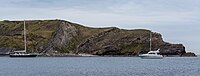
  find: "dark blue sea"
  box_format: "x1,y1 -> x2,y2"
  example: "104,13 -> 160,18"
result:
0,56 -> 200,76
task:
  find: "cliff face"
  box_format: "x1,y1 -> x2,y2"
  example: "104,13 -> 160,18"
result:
0,20 -> 188,56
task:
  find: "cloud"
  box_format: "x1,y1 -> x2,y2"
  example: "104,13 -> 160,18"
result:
0,0 -> 200,54
1,0 -> 200,28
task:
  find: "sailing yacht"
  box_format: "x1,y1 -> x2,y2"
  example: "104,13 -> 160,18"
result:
139,49 -> 163,59
9,20 -> 38,57
139,31 -> 163,59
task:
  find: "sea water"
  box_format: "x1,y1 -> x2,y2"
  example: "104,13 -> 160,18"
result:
0,56 -> 200,76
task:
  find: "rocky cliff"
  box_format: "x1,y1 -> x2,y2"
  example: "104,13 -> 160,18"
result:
0,20 -> 194,56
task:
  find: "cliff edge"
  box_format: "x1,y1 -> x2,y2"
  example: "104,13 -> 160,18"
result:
0,20 -> 196,56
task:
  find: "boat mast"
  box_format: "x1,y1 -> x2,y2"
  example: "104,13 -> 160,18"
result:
24,20 -> 26,52
150,31 -> 152,51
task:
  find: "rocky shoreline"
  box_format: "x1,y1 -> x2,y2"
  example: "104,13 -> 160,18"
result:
0,53 -> 197,57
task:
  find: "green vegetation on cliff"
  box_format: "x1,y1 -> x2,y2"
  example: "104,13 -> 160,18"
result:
0,20 -> 188,56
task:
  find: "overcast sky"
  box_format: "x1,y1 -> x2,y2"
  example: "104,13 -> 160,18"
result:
0,0 -> 200,54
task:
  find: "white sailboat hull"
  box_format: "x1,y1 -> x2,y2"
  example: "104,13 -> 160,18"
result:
139,54 -> 163,59
9,54 -> 37,57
